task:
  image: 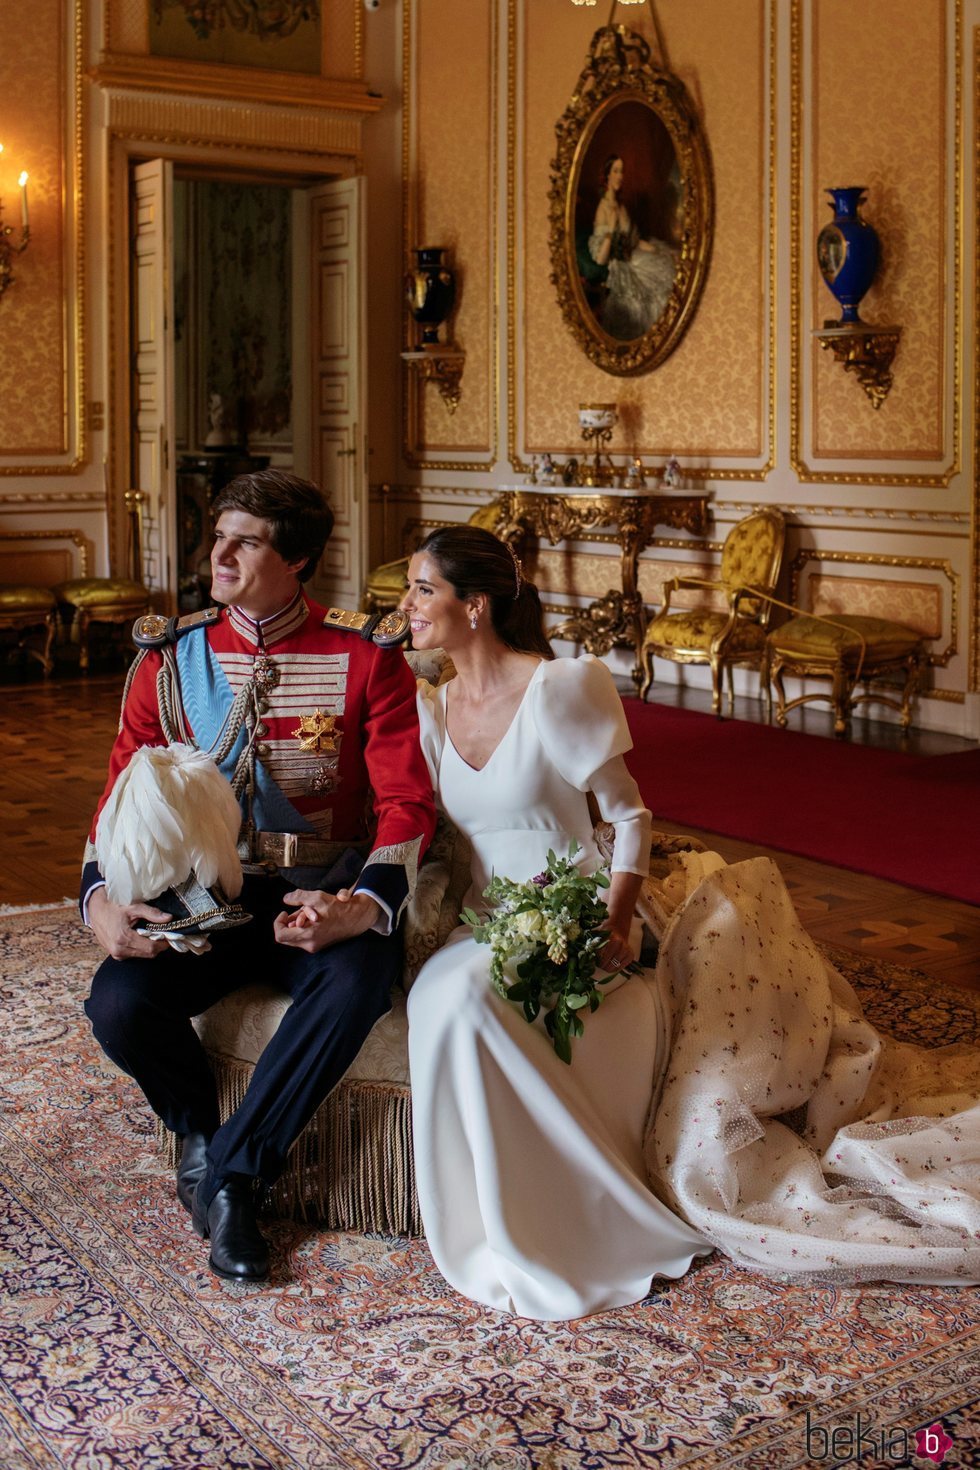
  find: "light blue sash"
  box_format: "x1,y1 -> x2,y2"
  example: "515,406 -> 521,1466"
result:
176,633 -> 315,835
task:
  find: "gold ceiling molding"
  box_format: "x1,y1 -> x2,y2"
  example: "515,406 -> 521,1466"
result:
400,0 -> 498,472
0,0 -> 86,477
91,55 -> 381,117
789,547 -> 957,668
507,0 -> 777,480
789,0 -> 961,487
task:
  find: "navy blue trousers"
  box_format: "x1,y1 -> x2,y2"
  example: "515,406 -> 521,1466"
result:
84,869 -> 399,1198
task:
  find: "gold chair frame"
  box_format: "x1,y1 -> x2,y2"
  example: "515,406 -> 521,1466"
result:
640,507 -> 786,715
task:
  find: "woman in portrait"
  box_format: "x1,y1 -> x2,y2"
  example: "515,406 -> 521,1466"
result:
589,154 -> 679,341
399,525 -> 980,1323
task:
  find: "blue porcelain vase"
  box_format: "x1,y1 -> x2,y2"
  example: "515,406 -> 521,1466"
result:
816,187 -> 880,324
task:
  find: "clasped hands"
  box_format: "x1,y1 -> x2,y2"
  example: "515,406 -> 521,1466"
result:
273,887 -> 381,952
90,884 -> 381,959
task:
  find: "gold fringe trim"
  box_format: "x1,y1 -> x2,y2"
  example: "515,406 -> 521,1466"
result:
157,1053 -> 420,1236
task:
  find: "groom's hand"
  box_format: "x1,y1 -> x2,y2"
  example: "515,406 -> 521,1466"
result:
274,887 -> 381,953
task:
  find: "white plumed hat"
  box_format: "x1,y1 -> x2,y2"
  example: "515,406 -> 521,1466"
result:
95,743 -> 243,906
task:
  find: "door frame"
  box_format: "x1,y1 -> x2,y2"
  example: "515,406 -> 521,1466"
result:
106,129 -> 359,594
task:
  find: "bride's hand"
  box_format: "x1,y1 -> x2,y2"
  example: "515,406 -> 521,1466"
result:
598,923 -> 636,973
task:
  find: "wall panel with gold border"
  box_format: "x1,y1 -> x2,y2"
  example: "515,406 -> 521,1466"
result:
401,0 -> 497,469
512,0 -> 774,474
0,0 -> 85,477
791,0 -> 959,486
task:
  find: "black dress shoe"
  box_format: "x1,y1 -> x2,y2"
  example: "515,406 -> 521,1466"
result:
175,1131 -> 211,1214
191,1175 -> 270,1282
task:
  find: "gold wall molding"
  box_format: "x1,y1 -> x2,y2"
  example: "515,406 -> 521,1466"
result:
400,0 -> 498,471
103,90 -> 365,158
508,0 -> 777,479
0,489 -> 105,508
789,0 -> 961,486
92,56 -> 382,116
0,527 -> 94,578
713,498 -> 969,527
971,24 -> 980,692
789,548 -> 957,668
0,0 -> 86,476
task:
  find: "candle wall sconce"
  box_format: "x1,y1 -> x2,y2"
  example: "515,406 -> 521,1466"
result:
0,144 -> 30,303
401,245 -> 465,414
812,187 -> 900,410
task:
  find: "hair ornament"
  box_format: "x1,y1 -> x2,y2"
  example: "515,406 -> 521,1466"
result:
506,541 -> 523,598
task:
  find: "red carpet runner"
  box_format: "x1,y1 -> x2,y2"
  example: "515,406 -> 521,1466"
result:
623,701 -> 980,906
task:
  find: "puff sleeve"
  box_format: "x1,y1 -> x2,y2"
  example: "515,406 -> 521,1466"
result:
531,655 -> 652,875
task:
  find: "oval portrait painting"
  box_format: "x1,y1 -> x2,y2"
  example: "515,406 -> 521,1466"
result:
573,98 -> 681,344
548,27 -> 713,377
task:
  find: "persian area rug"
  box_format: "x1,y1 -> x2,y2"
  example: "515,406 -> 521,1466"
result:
2,907 -> 979,1470
623,699 -> 980,906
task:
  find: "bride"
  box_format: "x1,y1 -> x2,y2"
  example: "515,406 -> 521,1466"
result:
400,525 -> 980,1322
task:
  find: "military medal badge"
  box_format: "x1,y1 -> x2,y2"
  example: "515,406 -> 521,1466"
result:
293,709 -> 339,755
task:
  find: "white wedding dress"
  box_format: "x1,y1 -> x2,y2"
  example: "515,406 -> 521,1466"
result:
407,656 -> 980,1321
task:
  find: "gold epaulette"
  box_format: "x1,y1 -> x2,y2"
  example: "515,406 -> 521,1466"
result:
132,606 -> 221,649
322,607 -> 411,648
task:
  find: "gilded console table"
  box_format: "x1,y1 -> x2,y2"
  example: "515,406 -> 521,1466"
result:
494,488 -> 711,686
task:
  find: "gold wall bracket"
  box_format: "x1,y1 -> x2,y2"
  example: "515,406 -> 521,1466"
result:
401,348 -> 465,415
813,322 -> 902,411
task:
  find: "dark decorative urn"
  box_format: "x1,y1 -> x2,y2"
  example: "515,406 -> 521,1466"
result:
405,246 -> 456,345
816,187 -> 880,325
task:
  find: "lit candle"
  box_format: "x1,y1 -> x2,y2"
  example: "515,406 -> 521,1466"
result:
18,172 -> 28,229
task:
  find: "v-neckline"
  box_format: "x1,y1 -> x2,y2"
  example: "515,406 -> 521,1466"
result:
444,660 -> 545,774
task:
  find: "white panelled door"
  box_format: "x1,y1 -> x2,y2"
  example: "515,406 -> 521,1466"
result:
306,176 -> 368,610
131,159 -> 177,605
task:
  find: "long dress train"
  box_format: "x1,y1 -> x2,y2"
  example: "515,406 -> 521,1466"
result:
407,655 -> 980,1320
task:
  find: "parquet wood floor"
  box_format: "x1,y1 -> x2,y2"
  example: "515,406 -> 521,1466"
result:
1,673 -> 977,995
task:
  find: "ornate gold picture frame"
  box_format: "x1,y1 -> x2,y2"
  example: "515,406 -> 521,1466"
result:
548,25 -> 713,377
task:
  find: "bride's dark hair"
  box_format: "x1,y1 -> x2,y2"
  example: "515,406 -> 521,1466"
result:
417,525 -> 555,659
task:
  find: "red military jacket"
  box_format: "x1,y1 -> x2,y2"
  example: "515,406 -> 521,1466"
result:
82,593 -> 436,928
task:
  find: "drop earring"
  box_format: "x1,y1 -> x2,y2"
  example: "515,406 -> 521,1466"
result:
470,613 -> 478,631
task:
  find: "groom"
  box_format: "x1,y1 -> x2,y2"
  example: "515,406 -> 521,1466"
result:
82,469 -> 435,1281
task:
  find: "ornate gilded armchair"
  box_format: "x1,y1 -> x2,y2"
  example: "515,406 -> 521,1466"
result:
639,507 -> 786,715
362,497 -> 506,613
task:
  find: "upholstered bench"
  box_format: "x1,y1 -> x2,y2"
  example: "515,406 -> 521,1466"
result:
0,584 -> 58,674
763,613 -> 926,737
157,822 -> 704,1235
53,577 -> 150,670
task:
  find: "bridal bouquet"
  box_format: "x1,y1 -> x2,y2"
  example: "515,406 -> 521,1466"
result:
462,842 -> 631,1064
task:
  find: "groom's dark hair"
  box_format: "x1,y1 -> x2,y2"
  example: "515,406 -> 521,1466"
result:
418,525 -> 555,660
212,470 -> 334,583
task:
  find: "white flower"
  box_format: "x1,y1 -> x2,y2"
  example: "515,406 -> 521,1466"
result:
512,909 -> 546,942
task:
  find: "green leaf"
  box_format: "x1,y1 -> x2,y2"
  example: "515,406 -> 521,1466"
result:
566,993 -> 589,1010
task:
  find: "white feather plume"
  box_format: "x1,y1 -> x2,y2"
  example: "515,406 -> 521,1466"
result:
95,743 -> 243,905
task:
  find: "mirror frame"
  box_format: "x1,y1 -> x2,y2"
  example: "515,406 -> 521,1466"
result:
547,25 -> 714,377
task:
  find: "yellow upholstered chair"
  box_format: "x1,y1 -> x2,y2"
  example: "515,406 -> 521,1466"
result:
763,612 -> 926,737
0,584 -> 59,675
53,577 -> 150,671
640,507 -> 786,714
362,497 -> 506,613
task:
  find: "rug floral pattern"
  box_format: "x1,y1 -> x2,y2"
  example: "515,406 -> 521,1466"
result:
1,908 -> 978,1469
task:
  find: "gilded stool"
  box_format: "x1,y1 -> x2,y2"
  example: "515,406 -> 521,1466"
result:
53,577 -> 150,670
764,613 -> 926,737
0,584 -> 58,674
